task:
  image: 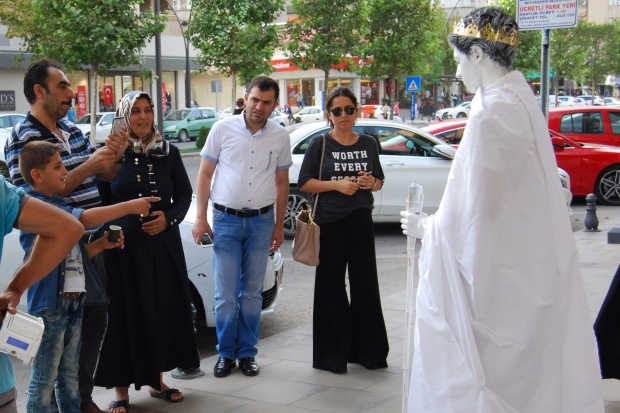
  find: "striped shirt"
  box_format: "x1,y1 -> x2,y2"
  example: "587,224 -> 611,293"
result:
6,113 -> 102,234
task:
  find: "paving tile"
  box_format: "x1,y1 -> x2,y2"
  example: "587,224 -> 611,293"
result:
146,389 -> 250,413
261,342 -> 314,362
228,400 -> 323,413
363,372 -> 404,396
301,367 -> 394,391
362,395 -> 403,413
286,323 -> 313,336
603,379 -> 620,402
256,332 -> 312,353
291,387 -> 391,413
258,359 -> 317,382
606,402 -> 620,413
164,367 -> 266,395
229,377 -> 325,405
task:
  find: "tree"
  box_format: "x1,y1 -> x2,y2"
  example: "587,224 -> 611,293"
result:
0,0 -> 166,144
283,0 -> 366,111
189,0 -> 284,109
360,0 -> 446,118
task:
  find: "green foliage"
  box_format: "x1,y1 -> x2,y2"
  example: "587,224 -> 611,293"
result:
293,116 -> 302,124
196,126 -> 210,149
283,0 -> 366,100
496,0 -> 541,74
190,0 -> 284,107
360,0 -> 447,94
0,0 -> 166,73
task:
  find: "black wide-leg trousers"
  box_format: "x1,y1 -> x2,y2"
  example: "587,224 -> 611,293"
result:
312,208 -> 389,372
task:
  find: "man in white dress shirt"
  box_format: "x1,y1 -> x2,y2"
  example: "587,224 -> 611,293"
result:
192,76 -> 292,378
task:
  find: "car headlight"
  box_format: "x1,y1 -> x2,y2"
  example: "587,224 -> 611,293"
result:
164,125 -> 177,131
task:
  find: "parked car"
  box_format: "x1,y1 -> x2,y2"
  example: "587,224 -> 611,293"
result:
163,107 -> 220,142
295,106 -> 325,123
74,112 -> 115,145
0,113 -> 26,161
548,106 -> 620,147
548,95 -> 582,107
577,95 -> 605,106
424,119 -> 620,205
269,109 -> 288,127
604,97 -> 620,105
220,107 -> 233,118
435,101 -> 471,120
0,184 -> 285,326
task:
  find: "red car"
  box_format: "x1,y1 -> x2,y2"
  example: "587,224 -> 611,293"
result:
423,119 -> 620,205
548,106 -> 620,147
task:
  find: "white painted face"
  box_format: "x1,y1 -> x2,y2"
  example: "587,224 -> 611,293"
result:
454,48 -> 483,92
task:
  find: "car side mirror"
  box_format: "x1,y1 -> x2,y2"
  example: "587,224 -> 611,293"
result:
551,137 -> 565,149
431,145 -> 456,160
100,121 -> 109,126
187,117 -> 193,122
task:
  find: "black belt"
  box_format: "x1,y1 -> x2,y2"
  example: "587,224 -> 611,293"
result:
213,203 -> 273,218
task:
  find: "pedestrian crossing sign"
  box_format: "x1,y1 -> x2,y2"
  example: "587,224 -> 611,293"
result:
406,76 -> 421,93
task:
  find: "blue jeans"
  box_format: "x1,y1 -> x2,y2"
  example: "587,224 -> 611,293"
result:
212,207 -> 275,359
28,295 -> 84,413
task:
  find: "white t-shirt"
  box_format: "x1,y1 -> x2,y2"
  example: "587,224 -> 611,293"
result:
63,244 -> 85,293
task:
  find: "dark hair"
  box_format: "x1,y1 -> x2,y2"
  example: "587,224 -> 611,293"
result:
448,6 -> 518,69
246,76 -> 280,102
325,87 -> 359,128
23,59 -> 65,104
19,141 -> 61,186
236,97 -> 245,108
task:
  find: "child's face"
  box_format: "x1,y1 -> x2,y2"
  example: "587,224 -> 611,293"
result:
37,152 -> 67,194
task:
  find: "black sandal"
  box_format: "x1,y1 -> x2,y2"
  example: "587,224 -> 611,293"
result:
149,388 -> 184,403
108,400 -> 129,412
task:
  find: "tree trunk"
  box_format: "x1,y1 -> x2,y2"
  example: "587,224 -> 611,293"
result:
89,66 -> 98,146
323,69 -> 329,118
231,66 -> 236,111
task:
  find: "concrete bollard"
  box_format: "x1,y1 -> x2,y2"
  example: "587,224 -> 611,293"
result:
584,193 -> 601,232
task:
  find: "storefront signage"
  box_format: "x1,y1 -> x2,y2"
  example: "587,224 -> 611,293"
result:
517,0 -> 578,31
162,83 -> 167,112
0,91 -> 15,111
77,86 -> 87,117
271,57 -> 369,73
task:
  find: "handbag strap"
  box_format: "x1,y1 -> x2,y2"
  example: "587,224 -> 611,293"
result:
310,134 -> 326,219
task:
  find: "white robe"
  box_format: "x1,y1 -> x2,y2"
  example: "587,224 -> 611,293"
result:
408,71 -> 604,413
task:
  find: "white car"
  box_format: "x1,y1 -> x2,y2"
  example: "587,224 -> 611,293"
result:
604,97 -> 620,105
548,95 -> 581,107
447,101 -> 471,119
283,120 -> 573,237
0,191 -> 284,328
0,113 -> 26,161
220,107 -> 233,118
577,95 -> 605,106
269,109 -> 288,127
74,112 -> 116,144
370,105 -> 403,122
296,106 -> 325,122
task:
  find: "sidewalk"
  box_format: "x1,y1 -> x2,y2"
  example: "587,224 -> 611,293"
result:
13,208 -> 620,413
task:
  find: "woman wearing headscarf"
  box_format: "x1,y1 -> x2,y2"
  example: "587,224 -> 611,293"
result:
94,91 -> 198,413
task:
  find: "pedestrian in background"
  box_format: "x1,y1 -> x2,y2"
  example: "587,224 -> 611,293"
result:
6,58 -> 126,413
381,102 -> 388,119
233,97 -> 245,115
296,91 -> 304,108
192,76 -> 292,379
297,87 -> 388,373
393,101 -> 399,120
67,106 -> 75,122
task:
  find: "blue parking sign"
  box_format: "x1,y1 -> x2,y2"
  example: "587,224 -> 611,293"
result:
410,94 -> 416,120
406,76 -> 421,93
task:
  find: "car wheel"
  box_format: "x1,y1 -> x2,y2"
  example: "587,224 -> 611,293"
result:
442,112 -> 448,120
595,165 -> 620,206
178,129 -> 189,142
284,188 -> 309,239
456,112 -> 467,118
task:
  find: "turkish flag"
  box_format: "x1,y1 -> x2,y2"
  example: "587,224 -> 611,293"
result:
103,84 -> 114,106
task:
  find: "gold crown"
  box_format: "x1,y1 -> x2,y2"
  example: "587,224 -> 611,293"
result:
453,20 -> 519,47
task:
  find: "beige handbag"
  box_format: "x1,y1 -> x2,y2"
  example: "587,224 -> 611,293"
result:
292,135 -> 326,266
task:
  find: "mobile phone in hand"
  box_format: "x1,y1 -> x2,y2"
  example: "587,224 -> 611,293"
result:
200,233 -> 214,246
110,117 -> 125,137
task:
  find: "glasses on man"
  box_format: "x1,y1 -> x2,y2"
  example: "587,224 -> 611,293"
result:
329,106 -> 356,117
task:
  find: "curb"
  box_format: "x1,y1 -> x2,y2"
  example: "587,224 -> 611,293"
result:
180,152 -> 202,159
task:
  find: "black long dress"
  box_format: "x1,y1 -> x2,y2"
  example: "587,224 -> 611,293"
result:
594,263 -> 620,379
94,144 -> 199,390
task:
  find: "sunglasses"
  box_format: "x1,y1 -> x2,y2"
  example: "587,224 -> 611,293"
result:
329,106 -> 356,117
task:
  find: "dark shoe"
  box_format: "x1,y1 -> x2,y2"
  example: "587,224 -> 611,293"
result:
149,388 -> 184,403
80,403 -> 105,413
107,400 -> 128,413
213,357 -> 236,377
239,357 -> 260,376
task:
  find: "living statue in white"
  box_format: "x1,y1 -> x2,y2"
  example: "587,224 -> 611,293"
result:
400,6 -> 604,413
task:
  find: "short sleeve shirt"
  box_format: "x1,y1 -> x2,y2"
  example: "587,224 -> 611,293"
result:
201,115 -> 292,210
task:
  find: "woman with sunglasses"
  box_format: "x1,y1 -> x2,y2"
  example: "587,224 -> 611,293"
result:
297,87 -> 388,373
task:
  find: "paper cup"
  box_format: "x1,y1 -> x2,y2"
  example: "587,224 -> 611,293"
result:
108,225 -> 122,243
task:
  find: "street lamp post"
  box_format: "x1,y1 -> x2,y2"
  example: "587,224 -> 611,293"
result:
154,0 -> 163,133
164,1 -> 192,109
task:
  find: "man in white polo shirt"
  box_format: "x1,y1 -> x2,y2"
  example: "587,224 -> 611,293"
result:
192,76 -> 292,378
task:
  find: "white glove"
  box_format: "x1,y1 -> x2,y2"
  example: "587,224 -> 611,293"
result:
400,211 -> 429,239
